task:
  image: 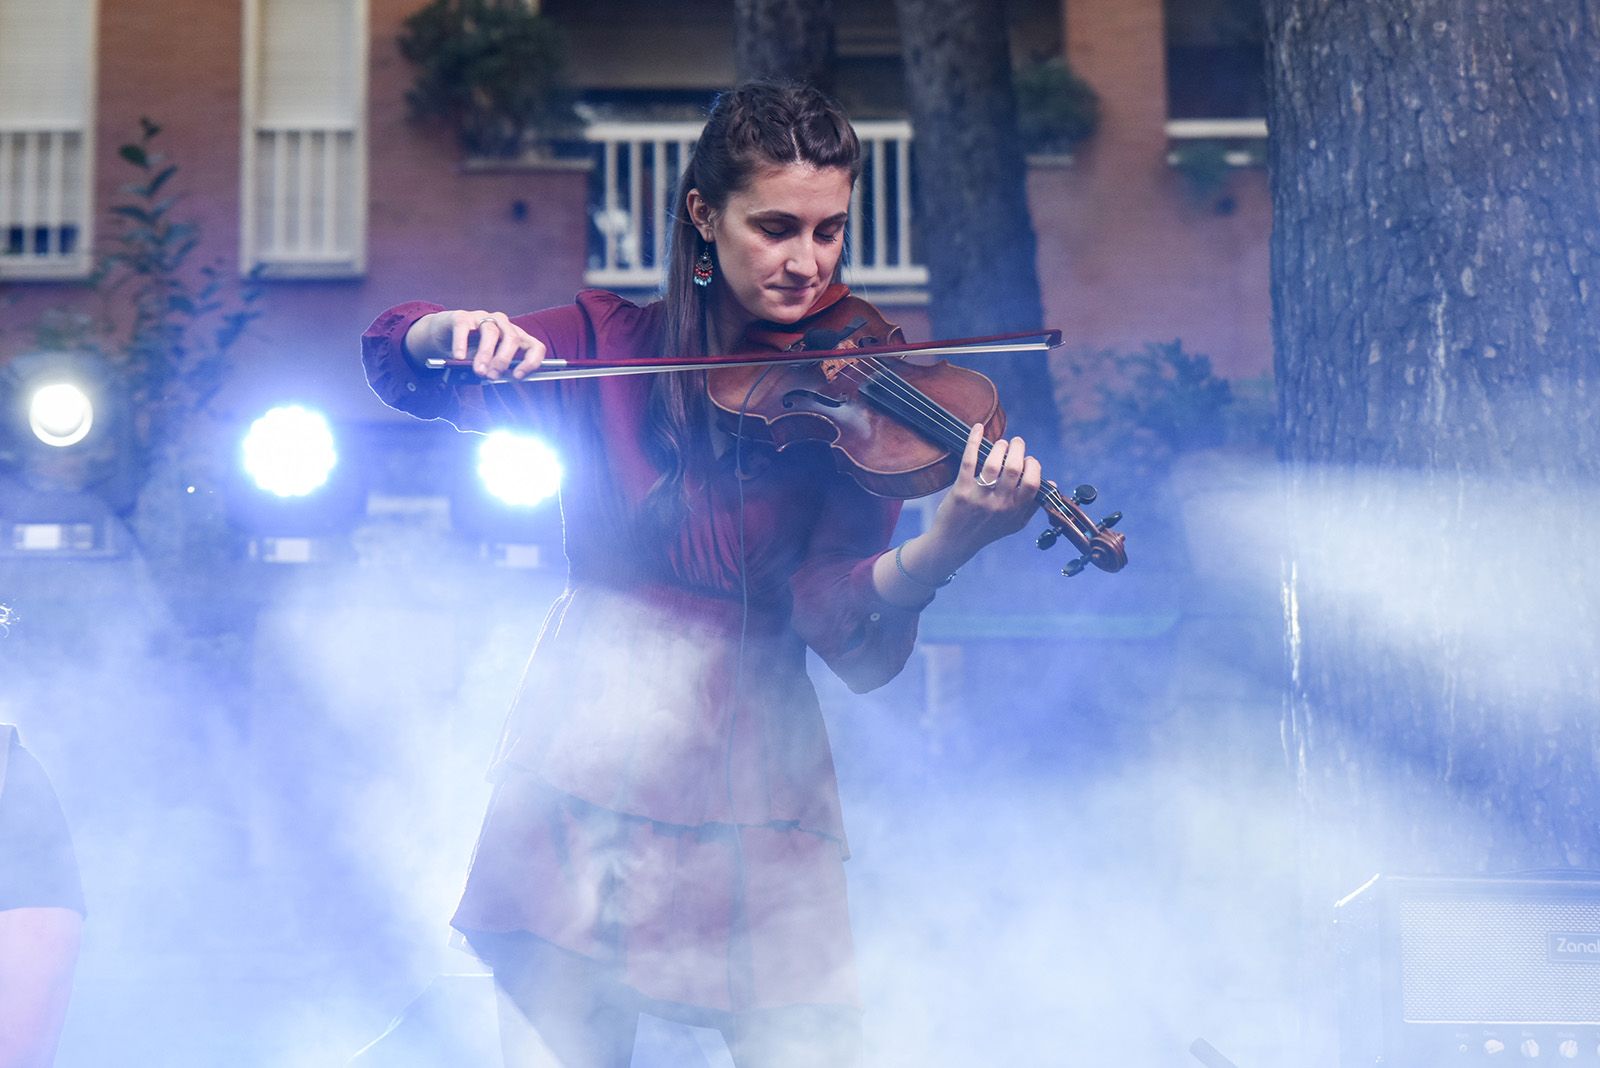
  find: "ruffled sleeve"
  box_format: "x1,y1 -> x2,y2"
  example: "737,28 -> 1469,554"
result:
788,475 -> 923,694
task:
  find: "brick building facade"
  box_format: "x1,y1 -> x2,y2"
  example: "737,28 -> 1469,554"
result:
1,0 -> 1270,428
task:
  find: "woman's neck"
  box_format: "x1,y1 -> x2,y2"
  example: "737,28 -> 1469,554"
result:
706,287 -> 753,355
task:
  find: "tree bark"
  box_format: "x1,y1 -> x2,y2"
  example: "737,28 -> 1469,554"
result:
734,0 -> 836,93
1266,0 -> 1600,920
894,0 -> 1059,447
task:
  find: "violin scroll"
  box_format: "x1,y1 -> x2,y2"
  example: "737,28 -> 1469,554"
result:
1036,480 -> 1128,577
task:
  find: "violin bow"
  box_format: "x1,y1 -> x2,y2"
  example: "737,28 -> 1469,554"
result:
422,329 -> 1062,381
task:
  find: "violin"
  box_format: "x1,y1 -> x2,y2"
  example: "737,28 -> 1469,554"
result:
428,297 -> 1128,577
711,296 -> 1127,578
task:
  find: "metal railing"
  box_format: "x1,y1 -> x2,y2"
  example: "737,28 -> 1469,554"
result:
1165,118 -> 1268,166
583,118 -> 927,291
247,124 -> 363,275
0,126 -> 91,279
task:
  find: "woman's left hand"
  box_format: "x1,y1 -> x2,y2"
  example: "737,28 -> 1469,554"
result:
873,424 -> 1043,606
927,423 -> 1043,562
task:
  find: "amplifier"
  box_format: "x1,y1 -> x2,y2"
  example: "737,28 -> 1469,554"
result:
1337,874 -> 1600,1066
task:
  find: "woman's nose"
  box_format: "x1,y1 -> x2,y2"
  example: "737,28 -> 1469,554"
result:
785,240 -> 818,277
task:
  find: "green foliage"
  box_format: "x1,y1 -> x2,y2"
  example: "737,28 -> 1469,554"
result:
1169,140 -> 1234,202
1169,139 -> 1263,212
10,120 -> 260,578
399,0 -> 580,158
1014,56 -> 1100,155
92,118 -> 262,469
1061,340 -> 1274,484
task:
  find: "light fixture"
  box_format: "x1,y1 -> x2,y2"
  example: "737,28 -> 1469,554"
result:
242,404 -> 339,498
0,352 -> 135,556
476,430 -> 563,508
451,430 -> 564,568
28,381 -> 95,447
227,404 -> 362,563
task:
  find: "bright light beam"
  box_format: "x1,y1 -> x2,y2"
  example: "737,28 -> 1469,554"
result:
28,382 -> 95,447
477,431 -> 562,508
242,405 -> 338,498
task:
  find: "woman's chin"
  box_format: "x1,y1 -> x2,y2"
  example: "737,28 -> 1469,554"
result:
762,290 -> 818,321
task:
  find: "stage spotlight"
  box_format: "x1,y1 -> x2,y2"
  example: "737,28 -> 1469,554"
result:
227,404 -> 363,563
241,405 -> 339,498
451,431 -> 563,568
476,430 -> 563,508
0,352 -> 136,555
28,382 -> 94,447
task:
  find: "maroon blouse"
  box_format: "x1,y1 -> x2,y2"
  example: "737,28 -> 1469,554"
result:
361,289 -> 923,849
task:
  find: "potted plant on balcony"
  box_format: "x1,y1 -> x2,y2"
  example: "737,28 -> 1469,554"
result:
399,0 -> 582,160
1014,55 -> 1100,161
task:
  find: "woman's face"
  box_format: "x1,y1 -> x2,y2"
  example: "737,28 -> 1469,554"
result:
690,162 -> 853,327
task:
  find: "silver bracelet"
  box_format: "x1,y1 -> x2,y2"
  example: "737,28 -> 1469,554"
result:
895,542 -> 955,589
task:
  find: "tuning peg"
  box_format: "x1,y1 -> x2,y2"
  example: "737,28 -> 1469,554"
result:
1062,556 -> 1088,578
1036,528 -> 1059,550
1100,511 -> 1122,529
1073,484 -> 1098,505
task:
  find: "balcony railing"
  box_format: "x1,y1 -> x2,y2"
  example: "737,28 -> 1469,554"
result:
1165,118 -> 1268,166
583,118 -> 928,292
0,125 -> 92,279
245,124 -> 364,276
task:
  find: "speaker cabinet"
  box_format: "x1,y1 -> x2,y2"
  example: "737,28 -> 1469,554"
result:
1337,874 -> 1600,1065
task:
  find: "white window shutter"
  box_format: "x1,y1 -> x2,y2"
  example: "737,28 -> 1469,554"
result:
0,0 -> 96,279
243,0 -> 367,277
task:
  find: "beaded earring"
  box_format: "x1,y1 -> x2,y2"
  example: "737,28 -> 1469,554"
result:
693,243 -> 715,287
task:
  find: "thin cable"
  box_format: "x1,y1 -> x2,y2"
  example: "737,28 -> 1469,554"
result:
730,362 -> 779,722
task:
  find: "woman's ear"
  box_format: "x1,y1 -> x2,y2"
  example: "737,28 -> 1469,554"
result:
686,188 -> 715,242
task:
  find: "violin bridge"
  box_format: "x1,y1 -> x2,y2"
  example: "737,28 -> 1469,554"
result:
819,355 -> 861,383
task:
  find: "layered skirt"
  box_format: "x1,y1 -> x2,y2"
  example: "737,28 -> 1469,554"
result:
451,583 -> 860,1014
452,770 -> 858,1013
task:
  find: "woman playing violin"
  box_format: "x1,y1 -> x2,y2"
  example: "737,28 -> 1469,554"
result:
362,81 -> 1043,1067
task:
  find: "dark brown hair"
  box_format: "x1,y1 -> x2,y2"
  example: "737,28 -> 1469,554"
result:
643,81 -> 862,528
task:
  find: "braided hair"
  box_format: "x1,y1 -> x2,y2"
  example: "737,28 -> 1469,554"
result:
642,81 -> 862,530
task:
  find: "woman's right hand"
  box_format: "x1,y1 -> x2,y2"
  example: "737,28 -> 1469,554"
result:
405,310 -> 548,380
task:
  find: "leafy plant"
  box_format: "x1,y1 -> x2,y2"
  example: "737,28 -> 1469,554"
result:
1060,340 -> 1274,484
94,118 -> 262,471
399,0 -> 580,158
1169,139 -> 1263,213
10,119 -> 262,580
1014,56 -> 1100,156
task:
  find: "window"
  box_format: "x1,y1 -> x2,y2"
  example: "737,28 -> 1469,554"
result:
0,0 -> 97,280
242,0 -> 367,277
1164,0 -> 1267,120
1164,0 -> 1267,165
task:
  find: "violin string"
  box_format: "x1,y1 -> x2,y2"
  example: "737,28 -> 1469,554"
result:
746,347 -> 1091,539
824,356 -> 1085,524
831,357 -> 1094,539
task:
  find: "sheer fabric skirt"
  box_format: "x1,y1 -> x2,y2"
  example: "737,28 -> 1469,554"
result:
451,768 -> 859,1015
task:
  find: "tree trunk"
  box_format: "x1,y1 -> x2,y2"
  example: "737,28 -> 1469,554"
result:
893,0 -> 1059,447
1266,0 -> 1600,1020
734,0 -> 836,93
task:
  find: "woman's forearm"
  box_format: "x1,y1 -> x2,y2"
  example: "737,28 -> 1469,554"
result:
871,531 -> 968,609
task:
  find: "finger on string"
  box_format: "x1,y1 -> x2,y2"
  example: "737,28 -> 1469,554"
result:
980,432 -> 1008,482
1021,456 -> 1043,495
1005,436 -> 1026,486
961,423 -> 984,480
